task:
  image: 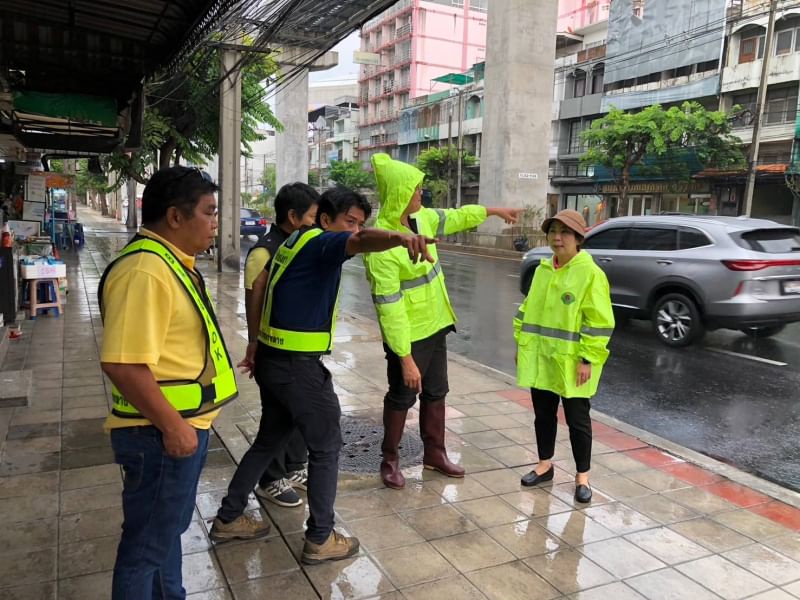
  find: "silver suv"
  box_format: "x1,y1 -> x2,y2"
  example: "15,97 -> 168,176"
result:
519,215 -> 800,347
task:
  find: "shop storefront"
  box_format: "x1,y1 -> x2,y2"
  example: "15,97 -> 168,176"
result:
598,181 -> 714,219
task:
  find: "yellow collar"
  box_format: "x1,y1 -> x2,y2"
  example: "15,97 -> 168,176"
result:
139,228 -> 196,270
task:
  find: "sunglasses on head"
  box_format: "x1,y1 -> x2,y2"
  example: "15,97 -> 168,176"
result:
173,166 -> 214,184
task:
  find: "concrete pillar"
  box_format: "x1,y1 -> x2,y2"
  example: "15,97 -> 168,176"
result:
478,0 -> 558,233
275,68 -> 311,190
217,45 -> 243,271
274,48 -> 338,190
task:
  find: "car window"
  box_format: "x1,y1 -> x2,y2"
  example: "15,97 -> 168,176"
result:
240,208 -> 251,218
678,227 -> 712,250
738,228 -> 800,253
622,227 -> 678,251
583,227 -> 627,250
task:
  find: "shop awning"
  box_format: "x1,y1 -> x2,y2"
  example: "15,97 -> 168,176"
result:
433,73 -> 475,86
694,164 -> 788,179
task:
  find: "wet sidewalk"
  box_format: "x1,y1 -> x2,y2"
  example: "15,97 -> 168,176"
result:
1,205 -> 799,600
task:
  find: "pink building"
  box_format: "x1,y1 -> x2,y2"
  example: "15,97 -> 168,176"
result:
557,0 -> 612,33
358,0 -> 489,163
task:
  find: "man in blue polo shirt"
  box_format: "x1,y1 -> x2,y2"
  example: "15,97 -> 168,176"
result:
212,187 -> 434,564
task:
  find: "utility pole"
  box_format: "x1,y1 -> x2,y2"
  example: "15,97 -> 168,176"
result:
456,88 -> 465,208
447,100 -> 453,208
743,0 -> 778,216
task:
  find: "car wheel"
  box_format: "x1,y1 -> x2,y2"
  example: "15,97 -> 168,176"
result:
739,325 -> 786,339
651,293 -> 704,347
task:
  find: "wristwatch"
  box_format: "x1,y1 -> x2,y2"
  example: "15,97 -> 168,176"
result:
579,357 -> 591,365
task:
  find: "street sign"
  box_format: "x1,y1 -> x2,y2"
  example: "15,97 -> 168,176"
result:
518,172 -> 539,180
353,51 -> 381,65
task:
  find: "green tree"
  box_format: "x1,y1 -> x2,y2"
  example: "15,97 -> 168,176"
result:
307,169 -> 321,189
107,42 -> 281,185
260,163 -> 277,197
328,160 -> 374,189
581,102 -> 744,207
415,147 -> 477,208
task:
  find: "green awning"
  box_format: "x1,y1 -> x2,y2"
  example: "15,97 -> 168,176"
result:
13,91 -> 118,128
432,73 -> 474,85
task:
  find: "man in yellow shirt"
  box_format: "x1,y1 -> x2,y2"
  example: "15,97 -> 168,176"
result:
100,167 -> 250,600
242,183 -> 318,507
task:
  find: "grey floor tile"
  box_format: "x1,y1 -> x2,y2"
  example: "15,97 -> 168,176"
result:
625,568 -> 723,600
723,543 -> 800,586
676,555 -> 772,599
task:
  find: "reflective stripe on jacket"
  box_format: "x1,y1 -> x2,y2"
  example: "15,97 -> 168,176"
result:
364,153 -> 487,356
259,228 -> 339,353
514,250 -> 614,398
99,237 -> 238,418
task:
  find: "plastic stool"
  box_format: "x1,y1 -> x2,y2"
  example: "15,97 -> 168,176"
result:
22,278 -> 62,319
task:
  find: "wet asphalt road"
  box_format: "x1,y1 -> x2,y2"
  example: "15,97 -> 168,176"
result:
243,238 -> 800,491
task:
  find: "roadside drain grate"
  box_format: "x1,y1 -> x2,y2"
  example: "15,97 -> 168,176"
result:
338,415 -> 423,473
237,415 -> 424,474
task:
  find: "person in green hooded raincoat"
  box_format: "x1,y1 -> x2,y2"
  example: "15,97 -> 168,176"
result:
364,153 -> 521,489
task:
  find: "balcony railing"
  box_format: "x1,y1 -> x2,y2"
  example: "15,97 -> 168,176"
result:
394,51 -> 412,65
577,44 -> 606,64
726,0 -> 744,20
396,23 -> 413,38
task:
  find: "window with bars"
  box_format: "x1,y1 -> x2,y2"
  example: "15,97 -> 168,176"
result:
574,74 -> 587,98
765,86 -> 798,125
739,34 -> 765,63
567,120 -> 591,154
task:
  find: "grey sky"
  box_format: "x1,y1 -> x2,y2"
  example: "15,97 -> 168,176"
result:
309,32 -> 360,83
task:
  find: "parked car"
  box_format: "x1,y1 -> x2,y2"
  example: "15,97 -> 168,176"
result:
519,215 -> 800,347
240,207 -> 268,237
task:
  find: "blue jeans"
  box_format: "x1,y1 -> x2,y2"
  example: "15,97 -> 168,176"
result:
111,426 -> 209,600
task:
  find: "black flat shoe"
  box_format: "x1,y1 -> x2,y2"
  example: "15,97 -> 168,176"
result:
574,484 -> 592,503
520,466 -> 555,487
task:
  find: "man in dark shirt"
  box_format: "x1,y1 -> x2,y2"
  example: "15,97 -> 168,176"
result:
212,187 -> 434,564
242,183 -> 319,508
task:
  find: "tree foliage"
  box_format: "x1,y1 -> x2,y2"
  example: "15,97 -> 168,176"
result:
581,102 -> 744,204
416,147 -> 477,181
106,42 -> 281,186
415,147 -> 478,208
260,163 -> 277,198
328,160 -> 374,190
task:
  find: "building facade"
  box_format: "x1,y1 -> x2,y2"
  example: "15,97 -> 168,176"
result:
711,0 -> 799,223
308,99 -> 361,178
357,0 -> 489,167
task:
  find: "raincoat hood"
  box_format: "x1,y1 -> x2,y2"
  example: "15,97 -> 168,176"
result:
372,153 -> 424,228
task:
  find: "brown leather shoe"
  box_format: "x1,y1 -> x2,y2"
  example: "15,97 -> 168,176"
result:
302,531 -> 360,564
209,513 -> 271,542
420,400 -> 465,478
380,408 -> 408,489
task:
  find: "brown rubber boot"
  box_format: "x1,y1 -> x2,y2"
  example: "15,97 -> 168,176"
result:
419,399 -> 465,478
380,408 -> 408,489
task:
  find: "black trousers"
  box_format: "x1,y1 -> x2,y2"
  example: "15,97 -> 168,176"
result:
531,388 -> 592,474
218,350 -> 341,544
384,328 -> 450,411
258,424 -> 307,485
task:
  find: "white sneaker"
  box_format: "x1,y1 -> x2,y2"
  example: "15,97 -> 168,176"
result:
255,478 -> 303,507
286,467 -> 308,491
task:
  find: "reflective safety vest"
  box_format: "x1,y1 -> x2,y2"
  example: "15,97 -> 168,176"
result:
258,228 -> 339,353
99,237 -> 238,418
513,250 -> 615,399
